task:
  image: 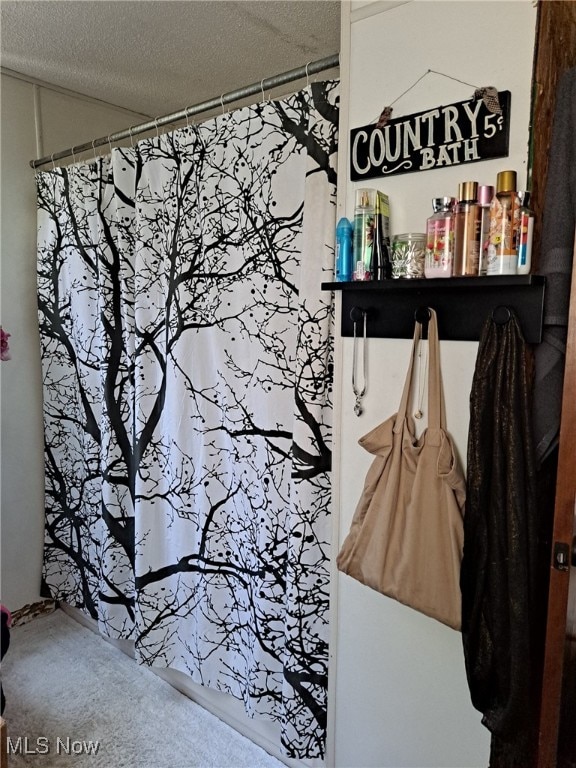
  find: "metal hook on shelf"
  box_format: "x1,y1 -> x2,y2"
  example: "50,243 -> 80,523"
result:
350,306 -> 368,324
492,305 -> 512,325
414,306 -> 432,325
414,306 -> 431,339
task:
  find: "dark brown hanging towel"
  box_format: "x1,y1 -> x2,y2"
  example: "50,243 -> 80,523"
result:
461,310 -> 540,768
532,66 -> 576,466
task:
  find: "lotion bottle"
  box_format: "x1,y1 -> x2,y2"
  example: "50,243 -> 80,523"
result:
425,197 -> 456,278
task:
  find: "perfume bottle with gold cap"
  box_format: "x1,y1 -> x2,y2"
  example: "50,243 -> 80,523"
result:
486,170 -> 518,275
453,181 -> 481,276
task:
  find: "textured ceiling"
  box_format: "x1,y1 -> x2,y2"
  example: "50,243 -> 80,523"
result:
0,0 -> 341,118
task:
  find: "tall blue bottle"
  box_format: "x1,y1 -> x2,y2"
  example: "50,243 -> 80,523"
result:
335,218 -> 353,282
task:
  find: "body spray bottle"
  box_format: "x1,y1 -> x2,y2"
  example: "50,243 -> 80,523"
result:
516,191 -> 534,275
477,185 -> 494,276
353,188 -> 375,281
487,170 -> 518,275
335,218 -> 353,282
453,181 -> 481,276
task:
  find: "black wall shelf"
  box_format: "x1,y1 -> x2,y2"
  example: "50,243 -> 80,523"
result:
321,275 -> 546,343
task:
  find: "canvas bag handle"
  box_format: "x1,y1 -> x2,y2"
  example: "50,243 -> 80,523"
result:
394,309 -> 444,433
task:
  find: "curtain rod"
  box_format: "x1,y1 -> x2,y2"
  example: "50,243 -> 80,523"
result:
30,53 -> 339,170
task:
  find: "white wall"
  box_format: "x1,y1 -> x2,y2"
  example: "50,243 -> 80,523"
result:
0,73 -> 147,611
329,2 -> 537,766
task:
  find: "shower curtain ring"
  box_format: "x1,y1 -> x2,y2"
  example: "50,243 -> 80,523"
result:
260,79 -> 266,104
50,153 -> 56,171
155,117 -> 160,138
129,126 -> 134,148
305,62 -> 311,88
220,94 -> 225,115
92,140 -> 97,162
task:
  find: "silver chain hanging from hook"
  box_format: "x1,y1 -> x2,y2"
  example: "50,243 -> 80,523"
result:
352,310 -> 367,416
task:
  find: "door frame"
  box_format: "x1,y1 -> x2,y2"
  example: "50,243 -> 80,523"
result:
531,4 -> 576,764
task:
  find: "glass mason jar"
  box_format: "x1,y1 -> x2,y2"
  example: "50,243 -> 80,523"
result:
391,233 -> 426,278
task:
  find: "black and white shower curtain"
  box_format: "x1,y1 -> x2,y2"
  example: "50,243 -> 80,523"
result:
36,82 -> 338,759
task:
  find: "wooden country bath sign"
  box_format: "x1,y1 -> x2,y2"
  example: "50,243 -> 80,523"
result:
350,90 -> 511,181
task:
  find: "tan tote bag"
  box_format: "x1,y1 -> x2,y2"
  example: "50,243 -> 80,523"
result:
337,309 -> 465,630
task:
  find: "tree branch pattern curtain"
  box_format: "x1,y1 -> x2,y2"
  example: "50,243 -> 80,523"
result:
36,81 -> 338,759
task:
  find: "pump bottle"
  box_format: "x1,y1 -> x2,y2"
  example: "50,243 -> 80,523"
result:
425,197 -> 456,278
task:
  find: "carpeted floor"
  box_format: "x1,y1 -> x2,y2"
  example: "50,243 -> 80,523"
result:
1,608 -> 286,767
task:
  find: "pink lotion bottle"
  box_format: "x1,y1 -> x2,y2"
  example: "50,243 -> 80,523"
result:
424,197 -> 457,278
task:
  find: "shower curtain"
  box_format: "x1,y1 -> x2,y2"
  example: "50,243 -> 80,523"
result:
36,81 -> 338,759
